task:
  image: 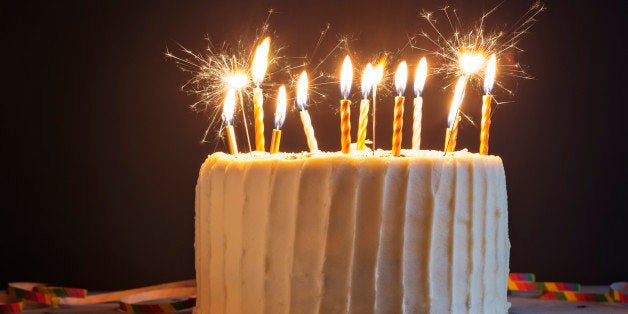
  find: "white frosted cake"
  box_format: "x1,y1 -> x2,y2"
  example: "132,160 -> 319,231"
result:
194,150 -> 509,313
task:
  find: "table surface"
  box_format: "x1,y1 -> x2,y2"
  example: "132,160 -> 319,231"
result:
14,287 -> 628,313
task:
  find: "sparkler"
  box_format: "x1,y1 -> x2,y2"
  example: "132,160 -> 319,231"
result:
166,43 -> 252,144
416,2 -> 545,92
222,89 -> 238,154
372,61 -> 385,153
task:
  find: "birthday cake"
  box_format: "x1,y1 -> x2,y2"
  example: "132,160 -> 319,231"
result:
194,150 -> 510,313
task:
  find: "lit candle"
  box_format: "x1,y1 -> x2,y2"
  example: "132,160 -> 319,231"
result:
357,63 -> 374,150
222,88 -> 238,154
339,55 -> 353,154
251,37 -> 271,152
392,61 -> 407,157
480,54 -> 496,155
444,76 -> 467,153
270,85 -> 287,154
296,71 -> 318,152
412,57 -> 427,150
371,62 -> 384,153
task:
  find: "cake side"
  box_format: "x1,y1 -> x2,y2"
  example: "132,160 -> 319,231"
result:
195,151 -> 509,314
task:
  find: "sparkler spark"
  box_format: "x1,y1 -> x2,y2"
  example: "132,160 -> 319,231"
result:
459,52 -> 484,75
415,1 -> 545,93
166,12 -> 293,144
225,72 -> 249,90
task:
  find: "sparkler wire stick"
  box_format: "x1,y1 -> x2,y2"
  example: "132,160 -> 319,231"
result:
372,87 -> 377,154
237,90 -> 253,154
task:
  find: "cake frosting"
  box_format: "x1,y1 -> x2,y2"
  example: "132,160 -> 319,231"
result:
194,150 -> 509,313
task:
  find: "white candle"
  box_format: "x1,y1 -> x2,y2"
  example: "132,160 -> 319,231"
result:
296,71 -> 318,152
412,57 -> 427,150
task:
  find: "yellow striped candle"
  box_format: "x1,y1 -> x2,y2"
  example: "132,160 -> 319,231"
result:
251,37 -> 270,152
480,54 -> 496,155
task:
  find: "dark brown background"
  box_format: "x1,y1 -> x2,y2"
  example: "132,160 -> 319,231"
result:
2,0 -> 626,289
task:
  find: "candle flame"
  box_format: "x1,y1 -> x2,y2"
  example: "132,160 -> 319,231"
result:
448,76 -> 467,126
414,57 -> 428,96
394,61 -> 408,96
275,85 -> 287,129
484,54 -> 497,94
296,70 -> 308,111
251,37 -> 270,86
340,55 -> 353,99
459,52 -> 484,75
222,88 -> 237,125
361,63 -> 375,99
225,72 -> 249,90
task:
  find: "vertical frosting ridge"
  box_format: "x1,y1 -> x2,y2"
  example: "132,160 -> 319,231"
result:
195,157 -> 217,314
223,161 -> 250,313
451,158 -> 472,313
241,159 -> 273,313
264,160 -> 302,314
402,158 -> 433,313
289,158 -> 333,314
375,159 -> 409,313
321,158 -> 359,312
428,159 -> 455,313
209,159 -> 229,314
349,158 -> 386,313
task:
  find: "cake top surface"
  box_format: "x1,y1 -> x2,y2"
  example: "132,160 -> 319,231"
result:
206,149 -> 502,163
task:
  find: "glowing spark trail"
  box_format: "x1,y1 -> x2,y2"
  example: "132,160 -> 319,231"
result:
415,1 -> 545,93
